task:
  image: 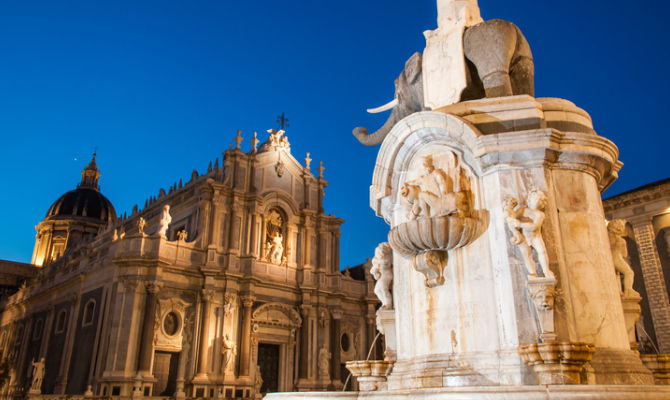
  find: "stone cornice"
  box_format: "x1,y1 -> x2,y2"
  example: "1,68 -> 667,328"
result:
371,110 -> 622,219
603,180 -> 670,213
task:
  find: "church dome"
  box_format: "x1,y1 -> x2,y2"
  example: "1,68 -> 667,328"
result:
44,153 -> 116,224
46,187 -> 116,224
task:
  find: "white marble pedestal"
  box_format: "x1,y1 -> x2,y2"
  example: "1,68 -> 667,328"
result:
270,95 -> 666,398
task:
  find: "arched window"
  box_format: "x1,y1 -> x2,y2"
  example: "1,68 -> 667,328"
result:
32,319 -> 43,341
82,300 -> 96,327
263,208 -> 286,265
55,309 -> 68,334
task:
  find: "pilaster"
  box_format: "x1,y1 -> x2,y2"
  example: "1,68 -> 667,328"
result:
631,217 -> 670,353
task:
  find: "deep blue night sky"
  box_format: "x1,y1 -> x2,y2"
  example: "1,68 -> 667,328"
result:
1,1 -> 668,267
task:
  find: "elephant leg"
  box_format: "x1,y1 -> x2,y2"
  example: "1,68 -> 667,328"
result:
480,71 -> 513,98
510,56 -> 534,97
464,19 -> 520,98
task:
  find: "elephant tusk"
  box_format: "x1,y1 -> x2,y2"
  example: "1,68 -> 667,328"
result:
366,98 -> 398,114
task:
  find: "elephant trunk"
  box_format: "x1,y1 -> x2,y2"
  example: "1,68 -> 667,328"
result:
352,108 -> 400,146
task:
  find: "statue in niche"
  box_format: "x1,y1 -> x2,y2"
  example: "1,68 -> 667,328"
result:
221,333 -> 237,372
371,242 -> 393,310
503,189 -> 554,279
268,232 -> 284,264
400,154 -> 469,219
223,295 -> 236,316
317,347 -> 331,378
607,219 -> 637,296
157,205 -> 172,238
264,209 -> 285,264
30,358 -> 45,393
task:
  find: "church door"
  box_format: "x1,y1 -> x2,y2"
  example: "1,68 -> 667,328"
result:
153,351 -> 179,396
257,343 -> 280,393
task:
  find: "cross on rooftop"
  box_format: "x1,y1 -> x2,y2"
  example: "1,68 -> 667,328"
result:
276,112 -> 289,130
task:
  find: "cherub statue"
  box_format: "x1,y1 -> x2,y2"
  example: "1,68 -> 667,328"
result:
503,189 -> 554,280
177,229 -> 188,241
607,219 -> 637,296
157,205 -> 172,238
370,242 -> 393,310
221,333 -> 237,372
401,154 -> 468,219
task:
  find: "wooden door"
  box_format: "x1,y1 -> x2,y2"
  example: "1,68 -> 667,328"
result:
257,343 -> 280,393
153,351 -> 179,396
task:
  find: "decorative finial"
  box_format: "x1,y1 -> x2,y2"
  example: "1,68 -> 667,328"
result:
251,131 -> 259,152
234,129 -> 243,150
317,160 -> 325,178
276,112 -> 289,130
304,152 -> 312,170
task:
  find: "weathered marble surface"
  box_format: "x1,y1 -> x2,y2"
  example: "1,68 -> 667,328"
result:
266,385 -> 670,399
368,96 -> 652,388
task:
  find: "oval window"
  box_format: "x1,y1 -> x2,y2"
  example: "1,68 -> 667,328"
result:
340,333 -> 350,352
163,312 -> 180,336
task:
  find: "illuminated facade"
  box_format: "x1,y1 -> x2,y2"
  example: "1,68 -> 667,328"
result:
0,130 -> 378,398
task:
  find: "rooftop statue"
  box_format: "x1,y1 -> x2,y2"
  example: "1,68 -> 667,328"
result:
353,0 -> 534,146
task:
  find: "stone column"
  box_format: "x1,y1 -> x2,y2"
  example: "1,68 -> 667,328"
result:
298,305 -> 311,380
196,289 -> 215,378
138,283 -> 161,374
330,310 -> 342,384
631,217 -> 670,353
238,296 -> 254,377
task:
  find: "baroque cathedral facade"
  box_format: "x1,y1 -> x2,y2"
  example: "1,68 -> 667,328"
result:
0,129 -> 378,398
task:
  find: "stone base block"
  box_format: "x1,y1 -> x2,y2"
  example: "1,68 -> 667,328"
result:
588,348 -> 654,385
640,354 -> 670,385
385,351 -> 526,389
265,385 -> 670,399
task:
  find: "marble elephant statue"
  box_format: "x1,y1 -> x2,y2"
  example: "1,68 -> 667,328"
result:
353,19 -> 534,146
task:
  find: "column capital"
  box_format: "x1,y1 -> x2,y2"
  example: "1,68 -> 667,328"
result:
330,308 -> 343,320
628,215 -> 654,227
68,293 -> 79,305
299,304 -> 313,318
201,289 -> 216,302
120,278 -> 141,293
241,296 -> 255,308
146,282 -> 163,294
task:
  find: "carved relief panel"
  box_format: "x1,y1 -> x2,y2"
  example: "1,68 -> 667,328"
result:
388,150 -> 485,287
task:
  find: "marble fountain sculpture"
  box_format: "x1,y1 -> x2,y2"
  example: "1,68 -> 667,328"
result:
268,0 -> 670,398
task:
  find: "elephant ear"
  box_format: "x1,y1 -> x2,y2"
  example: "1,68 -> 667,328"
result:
403,52 -> 423,84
